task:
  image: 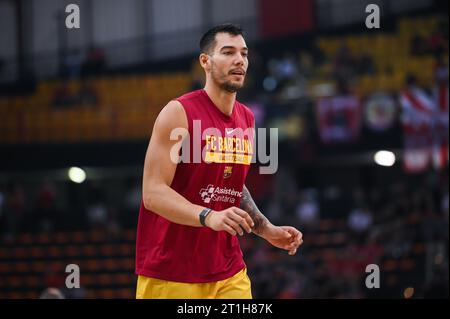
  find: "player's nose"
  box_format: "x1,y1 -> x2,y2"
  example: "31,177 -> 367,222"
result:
234,55 -> 245,67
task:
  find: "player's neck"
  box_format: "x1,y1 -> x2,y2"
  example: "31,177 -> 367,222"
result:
203,83 -> 236,117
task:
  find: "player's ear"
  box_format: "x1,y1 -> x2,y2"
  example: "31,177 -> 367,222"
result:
199,53 -> 211,71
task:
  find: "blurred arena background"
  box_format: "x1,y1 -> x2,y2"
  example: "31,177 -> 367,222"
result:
0,0 -> 448,299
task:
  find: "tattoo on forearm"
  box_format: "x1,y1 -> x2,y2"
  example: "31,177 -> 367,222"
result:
240,185 -> 269,236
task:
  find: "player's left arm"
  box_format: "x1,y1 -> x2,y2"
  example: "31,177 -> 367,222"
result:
240,185 -> 303,255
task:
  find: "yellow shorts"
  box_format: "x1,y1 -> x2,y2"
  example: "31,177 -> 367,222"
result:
136,268 -> 252,299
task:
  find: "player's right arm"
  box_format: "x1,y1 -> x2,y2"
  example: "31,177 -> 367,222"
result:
142,100 -> 254,236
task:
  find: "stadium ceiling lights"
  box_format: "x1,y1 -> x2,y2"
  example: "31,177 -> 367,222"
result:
374,150 -> 396,167
68,167 -> 86,183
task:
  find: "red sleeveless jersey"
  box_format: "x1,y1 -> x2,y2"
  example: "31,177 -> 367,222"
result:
135,89 -> 255,283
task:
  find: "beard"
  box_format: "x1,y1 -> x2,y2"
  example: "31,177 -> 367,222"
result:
211,62 -> 245,93
221,81 -> 241,93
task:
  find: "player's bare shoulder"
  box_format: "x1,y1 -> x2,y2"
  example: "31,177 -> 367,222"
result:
152,100 -> 188,138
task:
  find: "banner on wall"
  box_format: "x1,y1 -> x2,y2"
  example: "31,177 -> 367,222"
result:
364,92 -> 397,132
316,95 -> 362,144
432,83 -> 449,169
258,0 -> 314,38
400,85 -> 449,173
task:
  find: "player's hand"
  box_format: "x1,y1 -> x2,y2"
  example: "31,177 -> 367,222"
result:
204,207 -> 254,236
264,225 -> 303,255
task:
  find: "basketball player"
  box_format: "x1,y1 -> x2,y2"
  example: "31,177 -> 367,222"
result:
135,24 -> 303,299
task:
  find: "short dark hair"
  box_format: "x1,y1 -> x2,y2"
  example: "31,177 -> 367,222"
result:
199,23 -> 244,54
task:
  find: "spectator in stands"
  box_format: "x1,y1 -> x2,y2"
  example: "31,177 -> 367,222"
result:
86,201 -> 107,229
265,198 -> 283,225
333,42 -> 357,83
62,285 -> 87,299
39,287 -> 65,299
441,186 -> 449,222
434,53 -> 449,83
410,33 -> 428,56
1,182 -> 25,242
420,190 -> 447,242
105,206 -> 122,242
423,259 -> 449,298
298,51 -> 315,78
82,46 -> 106,77
277,52 -> 299,80
34,181 -> 57,232
52,80 -> 73,108
43,263 -> 66,292
78,78 -> 99,106
267,52 -> 299,87
295,189 -> 320,229
85,186 -> 108,229
277,270 -> 302,299
124,183 -> 141,214
347,206 -> 373,237
63,49 -> 84,79
357,52 -> 375,75
336,77 -> 351,95
246,49 -> 264,91
428,18 -> 449,57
